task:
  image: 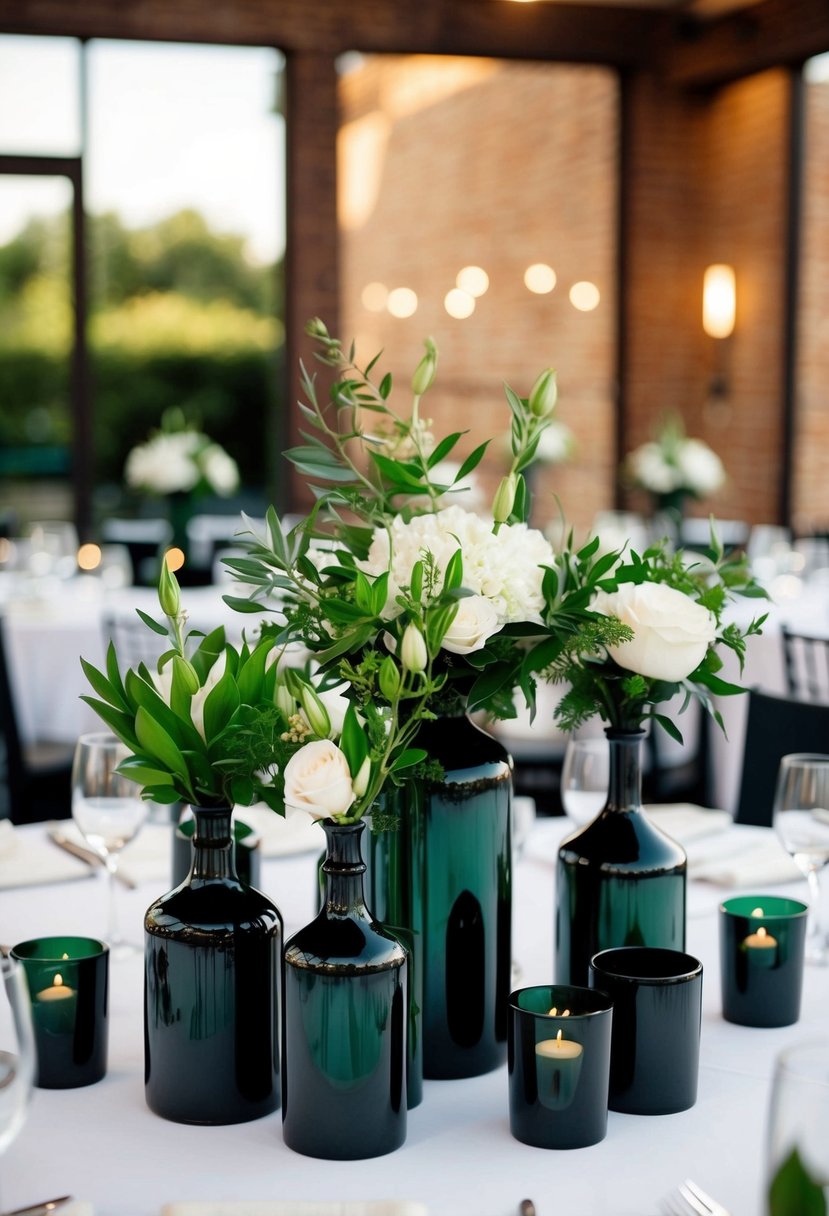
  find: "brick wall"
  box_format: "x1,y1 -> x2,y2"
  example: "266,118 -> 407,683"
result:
338,56 -> 619,537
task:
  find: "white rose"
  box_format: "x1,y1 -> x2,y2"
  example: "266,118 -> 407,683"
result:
677,439 -> 725,496
442,595 -> 501,655
591,582 -> 716,682
283,739 -> 356,819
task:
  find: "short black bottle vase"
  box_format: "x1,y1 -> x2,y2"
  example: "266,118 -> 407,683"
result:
144,805 -> 283,1124
283,818 -> 407,1160
556,729 -> 687,987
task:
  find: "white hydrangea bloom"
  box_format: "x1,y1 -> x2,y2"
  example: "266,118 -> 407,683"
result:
676,438 -> 725,495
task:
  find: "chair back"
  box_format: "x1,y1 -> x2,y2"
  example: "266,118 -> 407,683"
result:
735,688 -> 829,826
781,626 -> 829,703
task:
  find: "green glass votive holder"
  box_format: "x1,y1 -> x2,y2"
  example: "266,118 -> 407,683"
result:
508,984 -> 613,1149
11,936 -> 109,1088
719,895 -> 808,1028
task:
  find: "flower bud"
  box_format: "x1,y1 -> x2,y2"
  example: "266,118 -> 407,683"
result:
400,623 -> 428,674
301,686 -> 332,738
411,338 -> 438,396
492,473 -> 517,524
305,317 -> 330,340
352,755 -> 371,799
378,656 -> 402,702
172,654 -> 200,696
158,559 -> 181,618
529,368 -> 558,418
275,683 -> 295,719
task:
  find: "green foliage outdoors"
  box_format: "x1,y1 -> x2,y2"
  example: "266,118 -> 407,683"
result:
0,208 -> 285,494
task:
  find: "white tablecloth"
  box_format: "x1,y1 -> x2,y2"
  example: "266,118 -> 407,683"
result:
2,817 -> 825,1216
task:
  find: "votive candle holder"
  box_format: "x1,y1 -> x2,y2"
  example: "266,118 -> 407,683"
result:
719,895 -> 808,1028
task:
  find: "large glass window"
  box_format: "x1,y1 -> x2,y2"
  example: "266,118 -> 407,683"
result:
338,54 -> 619,538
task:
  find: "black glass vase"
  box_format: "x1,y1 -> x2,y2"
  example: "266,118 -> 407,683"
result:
283,818 -> 407,1160
144,805 -> 283,1124
555,729 -> 687,987
367,711 -> 512,1081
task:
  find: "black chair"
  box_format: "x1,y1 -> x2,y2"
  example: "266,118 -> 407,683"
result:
0,617 -> 73,824
734,688 -> 829,827
781,626 -> 829,703
644,702 -> 711,806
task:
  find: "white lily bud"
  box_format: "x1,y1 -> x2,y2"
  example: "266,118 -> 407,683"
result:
400,622 -> 428,674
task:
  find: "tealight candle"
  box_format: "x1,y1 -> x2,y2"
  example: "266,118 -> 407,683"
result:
719,895 -> 808,1028
11,936 -> 109,1088
509,984 -> 611,1149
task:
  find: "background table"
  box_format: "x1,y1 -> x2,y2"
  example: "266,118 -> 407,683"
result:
2,815 -> 825,1216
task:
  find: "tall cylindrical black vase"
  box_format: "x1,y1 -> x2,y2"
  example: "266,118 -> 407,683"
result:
368,712 -> 512,1081
556,729 -> 686,987
283,819 -> 407,1160
144,805 -> 282,1124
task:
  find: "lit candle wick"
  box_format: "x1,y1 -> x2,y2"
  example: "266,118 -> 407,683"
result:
751,907 -> 764,918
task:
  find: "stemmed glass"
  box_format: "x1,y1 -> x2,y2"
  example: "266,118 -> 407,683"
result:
0,955 -> 36,1212
765,1039 -> 829,1215
772,753 -> 829,965
71,731 -> 148,957
560,736 -> 609,825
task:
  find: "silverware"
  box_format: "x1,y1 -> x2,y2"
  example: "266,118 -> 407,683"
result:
661,1178 -> 731,1216
47,828 -> 136,889
3,1195 -> 73,1216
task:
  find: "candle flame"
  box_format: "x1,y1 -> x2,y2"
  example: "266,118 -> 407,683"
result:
53,974 -> 64,988
549,1006 -> 557,1016
547,1006 -> 571,1017
61,952 -> 69,959
562,1008 -> 570,1017
556,1029 -> 563,1045
751,907 -> 764,917
757,927 -> 768,941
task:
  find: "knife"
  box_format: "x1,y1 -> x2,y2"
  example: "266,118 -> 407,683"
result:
3,1196 -> 74,1216
47,829 -> 137,889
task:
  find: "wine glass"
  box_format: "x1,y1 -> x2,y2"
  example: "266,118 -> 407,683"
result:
765,1039 -> 829,1215
0,955 -> 35,1212
71,731 -> 148,957
561,737 -> 609,825
772,753 -> 829,965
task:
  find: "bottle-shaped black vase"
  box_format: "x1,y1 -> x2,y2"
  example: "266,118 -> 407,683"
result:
144,805 -> 282,1124
556,729 -> 687,987
283,818 -> 407,1160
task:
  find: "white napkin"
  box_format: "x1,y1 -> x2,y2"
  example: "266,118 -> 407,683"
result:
162,1204 -> 427,1216
0,820 -> 93,889
643,803 -> 733,843
236,806 -> 324,858
687,830 -> 803,888
47,821 -> 172,887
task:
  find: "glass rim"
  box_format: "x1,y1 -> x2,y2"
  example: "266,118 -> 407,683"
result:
774,1037 -> 829,1082
589,946 -> 702,983
11,936 -> 109,961
75,731 -> 121,748
779,752 -> 829,766
509,983 -> 613,1018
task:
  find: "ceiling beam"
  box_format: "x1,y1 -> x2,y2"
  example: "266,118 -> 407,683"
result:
0,0 -> 659,67
662,0 -> 829,89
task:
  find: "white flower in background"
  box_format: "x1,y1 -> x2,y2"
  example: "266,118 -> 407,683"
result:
283,738 -> 356,819
676,438 -> 725,496
125,420 -> 238,498
361,504 -> 555,635
591,581 -> 716,682
627,442 -> 680,495
534,419 -> 575,465
200,444 -> 240,496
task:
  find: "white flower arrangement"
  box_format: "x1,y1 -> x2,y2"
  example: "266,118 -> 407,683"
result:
125,414 -> 239,498
625,416 -> 725,503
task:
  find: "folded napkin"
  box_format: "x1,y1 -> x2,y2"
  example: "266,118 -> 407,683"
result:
643,803 -> 732,843
687,830 -> 803,888
162,1204 -> 427,1216
0,819 -> 93,889
235,806 -> 324,858
47,821 -> 172,887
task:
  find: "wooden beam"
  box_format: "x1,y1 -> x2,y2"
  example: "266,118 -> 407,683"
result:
0,0 -> 658,67
662,0 -> 829,90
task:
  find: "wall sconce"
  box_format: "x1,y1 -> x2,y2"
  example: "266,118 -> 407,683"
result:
702,263 -> 735,399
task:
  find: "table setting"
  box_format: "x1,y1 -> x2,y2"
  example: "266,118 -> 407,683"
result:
2,323 -> 827,1216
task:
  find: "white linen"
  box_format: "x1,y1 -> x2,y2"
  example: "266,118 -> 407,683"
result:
2,817 -> 824,1216
235,806 -> 323,858
163,1204 -> 428,1216
0,819 -> 93,889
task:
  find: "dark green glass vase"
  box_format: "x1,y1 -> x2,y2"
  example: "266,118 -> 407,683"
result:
368,712 -> 512,1081
555,729 -> 687,987
144,805 -> 283,1124
283,818 -> 407,1160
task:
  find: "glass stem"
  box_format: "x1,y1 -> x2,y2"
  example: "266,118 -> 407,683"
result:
807,867 -> 823,944
106,859 -> 121,946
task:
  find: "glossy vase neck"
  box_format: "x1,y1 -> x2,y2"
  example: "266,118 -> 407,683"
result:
322,819 -> 367,915
190,806 -> 236,882
604,730 -> 645,814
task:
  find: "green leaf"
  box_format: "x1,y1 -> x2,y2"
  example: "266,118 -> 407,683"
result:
443,548 -> 464,593
427,432 -> 463,468
135,609 -> 169,637
117,756 -> 175,787
370,571 -> 390,616
79,696 -> 140,751
369,452 -> 428,490
466,663 -> 518,714
340,702 -> 368,773
652,712 -> 684,745
455,441 -> 489,482
392,748 -> 427,771
221,595 -> 267,614
202,672 -> 241,741
769,1148 -> 827,1216
80,657 -> 130,714
236,636 -> 275,704
135,706 -> 190,783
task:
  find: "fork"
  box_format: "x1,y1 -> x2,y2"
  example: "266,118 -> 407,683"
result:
661,1178 -> 731,1216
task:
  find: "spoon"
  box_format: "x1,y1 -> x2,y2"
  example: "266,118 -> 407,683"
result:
3,1197 -> 74,1216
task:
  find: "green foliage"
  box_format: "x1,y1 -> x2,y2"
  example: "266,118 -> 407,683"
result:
768,1148 -> 827,1216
